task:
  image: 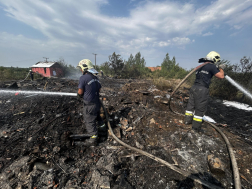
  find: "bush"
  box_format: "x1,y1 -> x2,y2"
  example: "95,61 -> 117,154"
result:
210,72 -> 238,100
152,77 -> 191,91
0,66 -> 33,81
153,77 -> 173,91
210,58 -> 252,103
158,53 -> 188,79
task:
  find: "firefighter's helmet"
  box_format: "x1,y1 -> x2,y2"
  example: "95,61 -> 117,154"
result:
205,51 -> 221,63
77,59 -> 98,74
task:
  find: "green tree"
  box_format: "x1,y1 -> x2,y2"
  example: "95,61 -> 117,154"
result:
161,53 -> 176,71
122,52 -> 147,78
135,52 -> 146,76
233,56 -> 252,73
100,62 -> 112,76
102,52 -> 124,77
124,54 -> 136,77
160,53 -> 187,79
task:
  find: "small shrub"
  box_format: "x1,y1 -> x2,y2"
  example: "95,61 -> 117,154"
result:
0,67 -> 33,81
153,77 -> 173,91
210,75 -> 238,100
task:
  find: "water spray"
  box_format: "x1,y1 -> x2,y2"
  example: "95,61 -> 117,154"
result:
225,75 -> 252,101
0,90 -> 76,97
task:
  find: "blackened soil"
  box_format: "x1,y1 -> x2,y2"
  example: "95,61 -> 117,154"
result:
0,77 -> 251,189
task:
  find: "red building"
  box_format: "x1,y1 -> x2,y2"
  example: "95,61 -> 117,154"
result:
147,67 -> 161,72
31,62 -> 64,77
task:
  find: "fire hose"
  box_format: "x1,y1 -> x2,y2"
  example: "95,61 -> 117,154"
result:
100,100 -> 223,189
19,71 -> 31,82
19,71 -> 42,82
167,62 -> 241,189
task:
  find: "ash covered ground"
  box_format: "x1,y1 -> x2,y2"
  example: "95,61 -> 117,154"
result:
0,77 -> 252,189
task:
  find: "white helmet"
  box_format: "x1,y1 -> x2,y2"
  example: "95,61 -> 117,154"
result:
77,59 -> 98,74
205,51 -> 221,63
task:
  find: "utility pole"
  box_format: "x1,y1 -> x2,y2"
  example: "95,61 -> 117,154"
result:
92,53 -> 97,68
43,57 -> 49,62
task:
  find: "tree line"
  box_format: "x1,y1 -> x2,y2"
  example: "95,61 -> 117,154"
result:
98,52 -> 188,79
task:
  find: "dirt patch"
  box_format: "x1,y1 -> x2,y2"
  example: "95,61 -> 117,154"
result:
0,77 -> 251,188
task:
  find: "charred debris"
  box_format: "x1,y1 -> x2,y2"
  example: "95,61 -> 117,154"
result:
0,77 -> 252,189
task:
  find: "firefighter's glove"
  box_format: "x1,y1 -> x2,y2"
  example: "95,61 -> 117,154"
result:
77,93 -> 83,100
218,64 -> 226,70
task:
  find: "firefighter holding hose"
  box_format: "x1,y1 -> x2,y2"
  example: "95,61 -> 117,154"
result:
184,51 -> 225,132
29,70 -> 34,81
76,59 -> 106,146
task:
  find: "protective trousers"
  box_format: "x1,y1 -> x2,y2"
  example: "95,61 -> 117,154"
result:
83,100 -> 103,136
185,85 -> 209,131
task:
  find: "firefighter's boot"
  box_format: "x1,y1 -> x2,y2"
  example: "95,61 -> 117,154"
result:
98,123 -> 107,136
184,115 -> 193,125
192,120 -> 202,132
184,111 -> 194,125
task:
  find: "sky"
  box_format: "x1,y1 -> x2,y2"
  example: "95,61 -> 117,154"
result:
0,0 -> 252,70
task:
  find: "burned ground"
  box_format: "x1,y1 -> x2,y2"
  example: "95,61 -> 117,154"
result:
0,77 -> 252,189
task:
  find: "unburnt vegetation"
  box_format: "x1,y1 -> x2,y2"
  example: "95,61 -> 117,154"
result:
0,67 -> 42,81
210,57 -> 252,104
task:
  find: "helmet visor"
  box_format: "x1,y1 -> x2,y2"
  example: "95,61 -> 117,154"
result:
215,56 -> 220,62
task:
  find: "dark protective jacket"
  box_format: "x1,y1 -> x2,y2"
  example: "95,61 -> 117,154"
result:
78,72 -> 101,103
194,63 -> 220,88
78,72 -> 103,136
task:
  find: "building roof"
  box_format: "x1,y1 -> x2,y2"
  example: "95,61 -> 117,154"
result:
147,67 -> 161,72
31,62 -> 59,68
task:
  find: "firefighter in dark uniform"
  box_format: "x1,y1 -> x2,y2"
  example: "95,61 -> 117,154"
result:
184,51 -> 225,132
77,59 -> 106,146
29,70 -> 34,81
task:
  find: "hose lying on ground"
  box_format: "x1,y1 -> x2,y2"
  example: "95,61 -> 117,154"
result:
167,63 -> 241,189
100,100 -> 223,189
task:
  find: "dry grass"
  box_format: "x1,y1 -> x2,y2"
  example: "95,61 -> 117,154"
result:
153,77 -> 191,91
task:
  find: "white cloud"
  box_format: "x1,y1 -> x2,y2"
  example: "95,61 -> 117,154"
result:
202,32 -> 213,36
194,0 -> 252,30
158,41 -> 170,47
1,0 -> 252,42
0,32 -> 86,58
172,37 -> 193,46
0,0 -> 252,67
154,37 -> 193,47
